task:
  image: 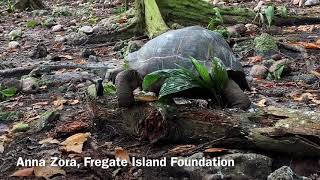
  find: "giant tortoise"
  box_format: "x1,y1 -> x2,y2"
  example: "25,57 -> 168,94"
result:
108,26 -> 251,109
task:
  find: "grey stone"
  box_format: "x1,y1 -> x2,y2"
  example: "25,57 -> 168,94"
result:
250,65 -> 269,79
51,24 -> 64,32
54,35 -> 66,43
290,74 -> 318,84
21,77 -> 39,93
8,41 -> 20,49
79,25 -> 93,34
66,32 -> 88,45
81,48 -> 96,58
178,153 -> 272,180
267,166 -> 311,180
30,43 -> 48,59
305,0 -> 320,6
88,55 -> 98,62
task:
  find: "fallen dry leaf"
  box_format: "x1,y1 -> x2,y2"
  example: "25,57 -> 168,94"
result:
10,168 -> 34,177
60,132 -> 90,153
74,58 -> 87,65
290,42 -> 320,49
248,56 -> 263,64
293,92 -> 320,105
39,137 -> 60,145
68,99 -> 80,105
204,148 -> 228,153
310,70 -> 320,78
53,98 -> 67,110
34,165 -> 65,180
168,145 -> 196,154
115,147 -> 130,163
256,98 -> 267,107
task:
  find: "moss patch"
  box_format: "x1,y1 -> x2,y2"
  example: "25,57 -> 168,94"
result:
254,33 -> 278,55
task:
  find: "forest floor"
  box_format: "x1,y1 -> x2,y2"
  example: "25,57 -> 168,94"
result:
0,0 -> 319,179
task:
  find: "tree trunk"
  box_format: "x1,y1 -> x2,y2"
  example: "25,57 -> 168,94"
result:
90,98 -> 320,157
15,0 -> 46,10
67,0 -> 320,45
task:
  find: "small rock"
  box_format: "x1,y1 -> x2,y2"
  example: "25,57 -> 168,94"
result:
8,41 -> 20,49
88,55 -> 98,62
81,48 -> 96,58
30,43 -> 48,59
245,24 -> 259,34
250,65 -> 268,79
52,24 -> 64,32
65,32 -> 88,45
54,35 -> 66,43
262,59 -> 275,68
271,54 -> 282,60
227,24 -> 247,37
133,169 -> 143,177
21,77 -> 39,93
9,29 -> 22,40
79,26 -> 93,34
69,19 -> 77,26
31,10 -> 49,16
290,74 -> 318,84
267,166 -> 311,180
269,59 -> 291,76
0,27 -> 4,33
1,78 -> 22,91
93,26 -> 101,33
305,0 -> 320,6
126,40 -> 144,54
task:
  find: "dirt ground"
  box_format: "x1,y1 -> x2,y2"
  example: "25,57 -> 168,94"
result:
0,0 -> 319,179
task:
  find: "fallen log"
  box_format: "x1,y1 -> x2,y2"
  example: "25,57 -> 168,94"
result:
90,97 -> 320,157
67,0 -> 320,45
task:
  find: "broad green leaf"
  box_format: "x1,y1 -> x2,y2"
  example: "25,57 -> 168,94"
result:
190,57 -> 213,86
103,83 -> 116,95
265,6 -> 275,27
0,87 -> 17,97
273,65 -> 284,80
142,69 -> 184,90
211,57 -> 229,92
159,75 -> 201,99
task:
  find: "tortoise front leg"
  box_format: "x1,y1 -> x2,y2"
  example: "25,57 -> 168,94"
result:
222,79 -> 251,110
115,69 -> 142,107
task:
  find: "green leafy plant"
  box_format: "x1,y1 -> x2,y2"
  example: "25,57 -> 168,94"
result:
265,5 -> 275,27
103,83 -> 116,95
213,27 -> 230,39
207,7 -> 224,30
143,57 -> 229,106
87,15 -> 99,25
279,5 -> 287,18
52,6 -> 72,16
41,17 -> 56,28
26,20 -> 38,29
7,0 -> 15,13
267,64 -> 284,80
0,86 -> 17,101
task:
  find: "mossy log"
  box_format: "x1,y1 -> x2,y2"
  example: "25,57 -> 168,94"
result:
90,97 -> 320,157
67,0 -> 320,45
15,0 -> 46,10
